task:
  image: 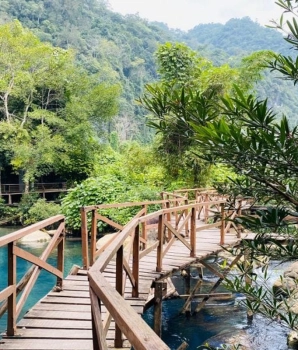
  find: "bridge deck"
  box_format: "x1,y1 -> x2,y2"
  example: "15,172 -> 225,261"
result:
1,227 -> 253,350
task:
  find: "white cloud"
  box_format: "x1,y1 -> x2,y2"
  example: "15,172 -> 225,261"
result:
107,0 -> 282,30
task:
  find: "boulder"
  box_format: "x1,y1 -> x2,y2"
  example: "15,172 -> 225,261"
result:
18,230 -> 51,243
203,329 -> 252,350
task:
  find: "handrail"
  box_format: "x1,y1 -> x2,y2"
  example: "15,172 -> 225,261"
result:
0,215 -> 65,336
1,183 -> 67,194
82,194 -> 247,349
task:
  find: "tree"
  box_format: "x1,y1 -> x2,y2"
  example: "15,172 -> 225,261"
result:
139,42 -> 272,186
0,21 -> 120,188
143,0 -> 298,335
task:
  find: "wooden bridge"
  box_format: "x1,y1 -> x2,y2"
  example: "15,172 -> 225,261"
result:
0,189 -> 254,350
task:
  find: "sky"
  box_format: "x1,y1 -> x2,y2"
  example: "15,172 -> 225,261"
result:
107,0 -> 282,31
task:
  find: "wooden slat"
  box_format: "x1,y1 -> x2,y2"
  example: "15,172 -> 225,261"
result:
0,339 -> 93,349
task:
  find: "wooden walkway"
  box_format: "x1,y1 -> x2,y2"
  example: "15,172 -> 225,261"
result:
1,226 -> 252,350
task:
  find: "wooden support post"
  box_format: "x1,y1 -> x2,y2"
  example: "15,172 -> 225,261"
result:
90,288 -> 108,350
7,242 -> 16,336
194,253 -> 243,313
190,207 -> 196,257
236,199 -> 242,238
81,207 -> 89,270
177,341 -> 189,350
184,268 -> 191,295
115,246 -> 124,348
154,281 -> 163,337
244,248 -> 254,323
132,225 -> 139,298
220,203 -> 225,245
181,278 -> 202,314
90,209 -> 97,266
156,214 -> 164,272
56,235 -> 65,290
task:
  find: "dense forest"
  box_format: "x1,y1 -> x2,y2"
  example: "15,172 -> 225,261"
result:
1,0 -> 298,229
1,0 -> 297,141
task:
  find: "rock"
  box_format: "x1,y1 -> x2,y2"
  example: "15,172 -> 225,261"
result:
288,331 -> 298,349
203,329 -> 252,350
18,230 -> 51,243
273,262 -> 298,297
96,233 -> 115,250
96,233 -> 132,254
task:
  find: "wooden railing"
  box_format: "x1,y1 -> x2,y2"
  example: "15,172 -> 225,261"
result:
0,215 -> 65,336
80,198 -> 189,270
1,183 -> 67,194
82,196 -> 245,349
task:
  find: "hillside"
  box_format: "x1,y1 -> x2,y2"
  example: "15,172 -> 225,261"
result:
0,0 -> 297,136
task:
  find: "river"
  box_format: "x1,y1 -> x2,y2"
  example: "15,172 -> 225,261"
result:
0,227 -> 292,349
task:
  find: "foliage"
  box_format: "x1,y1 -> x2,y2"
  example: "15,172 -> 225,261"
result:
0,21 -> 120,187
61,175 -> 126,232
17,193 -> 39,225
1,1 -> 297,143
24,199 -> 61,225
62,140 -> 165,232
146,0 -> 298,334
0,198 -> 17,220
139,44 -> 272,187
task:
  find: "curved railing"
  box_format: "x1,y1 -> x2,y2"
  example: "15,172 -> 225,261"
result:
83,193 -> 246,349
0,215 -> 65,336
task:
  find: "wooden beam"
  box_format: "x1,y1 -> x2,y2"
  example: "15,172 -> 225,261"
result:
154,281 -> 163,337
181,279 -> 202,314
88,272 -> 170,350
194,253 -> 242,313
90,287 -> 108,350
164,221 -> 191,251
13,246 -> 63,279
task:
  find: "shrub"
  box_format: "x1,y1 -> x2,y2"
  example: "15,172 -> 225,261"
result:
24,198 -> 61,225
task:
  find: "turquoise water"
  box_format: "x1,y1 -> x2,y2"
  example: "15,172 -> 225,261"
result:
0,227 -> 290,349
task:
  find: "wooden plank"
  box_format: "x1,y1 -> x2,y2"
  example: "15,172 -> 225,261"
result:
40,297 -> 90,305
17,318 -> 92,329
24,310 -> 92,320
5,328 -> 93,339
47,290 -> 90,298
65,275 -> 88,281
0,339 -> 93,349
33,303 -> 91,312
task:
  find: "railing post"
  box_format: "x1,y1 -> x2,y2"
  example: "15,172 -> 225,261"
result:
166,201 -> 172,241
141,204 -> 147,250
204,193 -> 209,223
56,233 -> 65,290
115,246 -> 124,348
190,207 -> 196,257
132,225 -> 139,298
81,207 -> 89,270
90,209 -> 97,266
184,198 -> 189,238
220,203 -> 225,245
7,242 -> 16,336
236,199 -> 242,238
156,214 -> 164,272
